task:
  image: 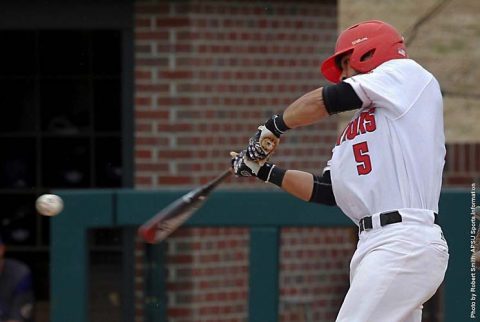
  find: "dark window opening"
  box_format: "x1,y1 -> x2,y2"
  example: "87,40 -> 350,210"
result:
0,30 -> 126,306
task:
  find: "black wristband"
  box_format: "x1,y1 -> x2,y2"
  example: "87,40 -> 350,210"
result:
257,163 -> 286,187
264,114 -> 290,138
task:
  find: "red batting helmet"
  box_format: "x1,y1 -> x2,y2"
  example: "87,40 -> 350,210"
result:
321,20 -> 408,83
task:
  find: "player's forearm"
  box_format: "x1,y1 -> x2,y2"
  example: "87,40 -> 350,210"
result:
280,170 -> 314,201
232,153 -> 336,205
244,87 -> 328,163
282,87 -> 328,129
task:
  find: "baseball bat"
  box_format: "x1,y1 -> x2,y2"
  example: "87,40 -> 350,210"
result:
137,168 -> 232,244
137,136 -> 278,244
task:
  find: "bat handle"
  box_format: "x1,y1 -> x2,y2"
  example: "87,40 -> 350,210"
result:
202,169 -> 232,194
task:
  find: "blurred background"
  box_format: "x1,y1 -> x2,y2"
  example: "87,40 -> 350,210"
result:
0,0 -> 478,322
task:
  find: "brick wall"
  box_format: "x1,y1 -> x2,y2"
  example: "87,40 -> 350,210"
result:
279,228 -> 356,322
134,228 -> 249,322
164,228 -> 249,322
134,0 -> 355,321
134,236 -> 145,322
444,143 -> 480,187
134,0 -> 338,188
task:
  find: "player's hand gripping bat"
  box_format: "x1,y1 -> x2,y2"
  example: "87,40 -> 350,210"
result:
137,139 -> 276,244
247,125 -> 280,163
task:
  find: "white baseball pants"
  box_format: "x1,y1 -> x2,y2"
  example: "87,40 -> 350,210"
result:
336,210 -> 449,322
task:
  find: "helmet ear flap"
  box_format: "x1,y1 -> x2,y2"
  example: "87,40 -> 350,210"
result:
350,37 -> 407,74
350,45 -> 379,73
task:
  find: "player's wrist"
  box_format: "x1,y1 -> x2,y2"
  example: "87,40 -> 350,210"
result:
257,163 -> 286,187
264,114 -> 290,138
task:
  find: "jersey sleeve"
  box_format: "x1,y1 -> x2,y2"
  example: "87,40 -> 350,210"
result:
344,59 -> 434,120
323,159 -> 332,174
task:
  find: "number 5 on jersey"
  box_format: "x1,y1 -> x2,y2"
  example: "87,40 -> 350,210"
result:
353,141 -> 372,175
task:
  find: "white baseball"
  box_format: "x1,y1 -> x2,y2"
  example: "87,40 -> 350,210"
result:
36,194 -> 64,217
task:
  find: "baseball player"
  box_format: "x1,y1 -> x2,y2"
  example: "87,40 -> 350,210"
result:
232,20 -> 449,322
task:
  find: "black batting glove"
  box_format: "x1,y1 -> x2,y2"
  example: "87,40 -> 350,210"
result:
230,150 -> 287,187
231,150 -> 261,177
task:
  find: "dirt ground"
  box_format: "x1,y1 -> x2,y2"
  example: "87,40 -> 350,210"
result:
338,0 -> 480,142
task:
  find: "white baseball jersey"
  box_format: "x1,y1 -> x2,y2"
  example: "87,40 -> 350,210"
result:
327,59 -> 445,224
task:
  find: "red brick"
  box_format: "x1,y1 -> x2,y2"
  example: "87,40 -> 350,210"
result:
166,308 -> 193,318
135,96 -> 152,106
135,3 -> 169,15
135,31 -> 169,40
177,163 -> 202,172
137,163 -> 169,172
135,84 -> 169,93
453,143 -> 462,172
446,175 -> 473,186
156,43 -> 193,53
157,176 -> 193,185
135,58 -> 169,67
476,144 -> 480,171
169,228 -> 195,238
135,110 -> 169,119
158,150 -> 193,159
135,44 -> 152,54
155,17 -> 190,28
135,149 -> 152,159
135,137 -> 169,146
176,31 -> 195,41
158,70 -> 193,79
156,97 -> 193,106
157,123 -> 193,132
135,70 -> 152,80
464,143 -> 472,172
135,122 -> 153,133
135,176 -> 153,186
169,254 -> 194,264
199,253 -> 220,263
445,144 -> 459,172
135,17 -> 151,29
177,136 -> 201,146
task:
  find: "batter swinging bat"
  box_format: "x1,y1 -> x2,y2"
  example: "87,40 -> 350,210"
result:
138,168 -> 232,244
138,137 -> 277,244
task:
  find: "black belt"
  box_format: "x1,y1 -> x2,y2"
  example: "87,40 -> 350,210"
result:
359,211 -> 439,232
